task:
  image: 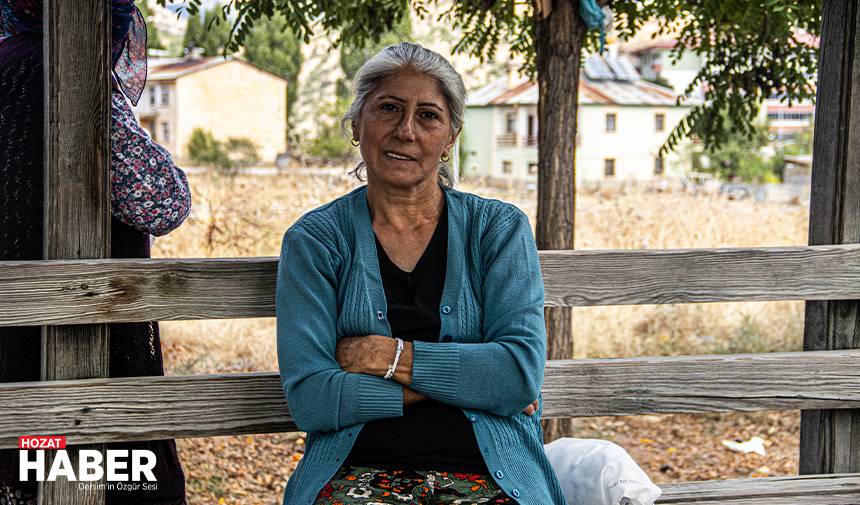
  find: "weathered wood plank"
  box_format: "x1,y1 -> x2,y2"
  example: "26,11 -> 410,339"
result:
42,0 -> 112,502
2,244 -> 860,326
801,0 -> 860,475
1,350 -> 859,448
658,473 -> 860,504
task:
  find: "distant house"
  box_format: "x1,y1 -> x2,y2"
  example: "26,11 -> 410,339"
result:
132,56 -> 288,165
623,34 -> 816,144
462,54 -> 691,183
622,38 -> 705,100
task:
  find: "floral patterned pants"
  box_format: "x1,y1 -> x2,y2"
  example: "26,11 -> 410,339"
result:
313,465 -> 517,504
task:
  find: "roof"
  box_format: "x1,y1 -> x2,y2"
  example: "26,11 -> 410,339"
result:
468,54 -> 684,107
147,56 -> 288,82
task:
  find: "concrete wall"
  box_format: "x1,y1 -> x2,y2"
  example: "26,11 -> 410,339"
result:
175,61 -> 287,164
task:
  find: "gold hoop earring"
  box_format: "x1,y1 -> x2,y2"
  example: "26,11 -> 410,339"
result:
441,152 -> 450,163
351,138 -> 360,146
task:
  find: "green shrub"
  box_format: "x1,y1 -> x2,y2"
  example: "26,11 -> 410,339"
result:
187,128 -> 259,174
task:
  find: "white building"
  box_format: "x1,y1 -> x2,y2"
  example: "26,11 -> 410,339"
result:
461,55 -> 691,183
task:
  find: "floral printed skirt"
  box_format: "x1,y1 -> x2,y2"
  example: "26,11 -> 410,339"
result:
313,465 -> 516,504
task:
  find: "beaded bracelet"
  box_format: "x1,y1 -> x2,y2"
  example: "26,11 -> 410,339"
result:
384,337 -> 404,380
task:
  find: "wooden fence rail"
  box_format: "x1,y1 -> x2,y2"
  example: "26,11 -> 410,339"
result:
658,473 -> 860,504
1,243 -> 860,326
2,349 -> 859,449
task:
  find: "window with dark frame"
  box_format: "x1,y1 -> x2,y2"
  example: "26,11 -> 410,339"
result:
148,86 -> 156,107
528,162 -> 538,175
604,158 -> 615,177
606,112 -> 618,133
654,156 -> 664,175
161,86 -> 170,107
605,113 -> 617,132
506,112 -> 517,134
161,122 -> 170,142
655,113 -> 665,132
502,160 -> 512,174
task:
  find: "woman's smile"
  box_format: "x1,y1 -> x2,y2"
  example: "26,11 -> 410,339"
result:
384,151 -> 417,161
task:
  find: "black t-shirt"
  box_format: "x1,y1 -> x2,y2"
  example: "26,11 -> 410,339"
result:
343,201 -> 488,473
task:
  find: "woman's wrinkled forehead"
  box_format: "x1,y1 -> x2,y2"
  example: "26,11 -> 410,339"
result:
368,69 -> 450,112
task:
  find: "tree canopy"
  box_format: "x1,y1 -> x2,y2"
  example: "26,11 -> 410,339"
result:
242,14 -> 304,122
159,0 -> 821,153
182,7 -> 232,56
137,0 -> 164,50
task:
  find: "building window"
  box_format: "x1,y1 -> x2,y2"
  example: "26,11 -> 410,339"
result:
604,158 -> 616,178
505,112 -> 517,134
655,113 -> 665,132
767,110 -> 814,121
654,156 -> 664,175
528,162 -> 538,175
148,87 -> 156,107
605,113 -> 616,133
161,86 -> 170,106
502,160 -> 513,174
161,122 -> 170,142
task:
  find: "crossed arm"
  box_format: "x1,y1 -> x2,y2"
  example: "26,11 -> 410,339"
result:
335,335 -> 540,415
277,210 -> 545,433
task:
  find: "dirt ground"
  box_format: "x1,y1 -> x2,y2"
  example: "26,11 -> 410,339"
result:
175,411 -> 799,504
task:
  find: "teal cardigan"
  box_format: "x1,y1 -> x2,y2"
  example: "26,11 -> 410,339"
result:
276,185 -> 565,505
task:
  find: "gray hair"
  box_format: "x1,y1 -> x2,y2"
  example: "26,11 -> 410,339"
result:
341,42 -> 467,187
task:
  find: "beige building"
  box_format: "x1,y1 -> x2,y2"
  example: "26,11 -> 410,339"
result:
463,54 -> 691,183
133,56 -> 288,165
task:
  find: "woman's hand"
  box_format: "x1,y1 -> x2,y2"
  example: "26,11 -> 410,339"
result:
335,335 -> 393,376
336,335 -> 414,384
522,399 -> 539,416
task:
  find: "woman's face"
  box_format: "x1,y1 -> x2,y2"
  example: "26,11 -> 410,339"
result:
353,68 -> 458,189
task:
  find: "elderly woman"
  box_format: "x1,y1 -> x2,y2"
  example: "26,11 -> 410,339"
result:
277,42 -> 565,505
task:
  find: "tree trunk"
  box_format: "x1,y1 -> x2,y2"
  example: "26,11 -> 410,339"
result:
535,0 -> 586,442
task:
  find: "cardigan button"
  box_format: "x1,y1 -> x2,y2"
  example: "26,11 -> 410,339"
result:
495,470 -> 504,479
512,489 -> 521,498
377,310 -> 384,320
441,305 -> 452,314
469,414 -> 479,423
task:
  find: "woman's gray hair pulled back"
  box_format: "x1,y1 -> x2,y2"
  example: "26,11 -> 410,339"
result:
341,42 -> 466,187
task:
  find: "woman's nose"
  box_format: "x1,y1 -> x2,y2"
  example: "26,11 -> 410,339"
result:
393,116 -> 416,142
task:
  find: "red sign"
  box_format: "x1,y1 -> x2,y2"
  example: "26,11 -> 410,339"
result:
18,436 -> 66,450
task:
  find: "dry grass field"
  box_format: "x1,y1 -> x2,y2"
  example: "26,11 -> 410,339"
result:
152,171 -> 809,504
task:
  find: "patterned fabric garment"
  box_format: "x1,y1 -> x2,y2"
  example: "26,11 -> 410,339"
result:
0,0 -> 148,105
314,466 -> 517,505
110,89 -> 191,236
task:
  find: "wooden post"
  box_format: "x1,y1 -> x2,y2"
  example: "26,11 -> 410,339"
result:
800,0 -> 860,474
42,0 -> 111,502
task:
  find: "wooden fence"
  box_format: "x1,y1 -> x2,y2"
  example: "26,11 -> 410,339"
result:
2,0 -> 859,503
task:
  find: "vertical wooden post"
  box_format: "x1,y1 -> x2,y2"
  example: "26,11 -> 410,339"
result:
42,0 -> 111,503
800,0 -> 860,474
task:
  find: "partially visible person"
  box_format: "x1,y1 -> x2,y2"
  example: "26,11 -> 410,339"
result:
0,1 -> 190,504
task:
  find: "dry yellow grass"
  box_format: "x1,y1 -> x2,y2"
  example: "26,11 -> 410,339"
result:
154,172 -> 808,372
151,171 -> 810,504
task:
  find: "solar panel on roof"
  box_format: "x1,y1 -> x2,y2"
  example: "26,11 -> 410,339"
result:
615,57 -> 641,80
584,56 -> 613,80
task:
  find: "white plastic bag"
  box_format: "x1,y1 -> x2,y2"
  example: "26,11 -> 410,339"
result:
544,438 -> 662,505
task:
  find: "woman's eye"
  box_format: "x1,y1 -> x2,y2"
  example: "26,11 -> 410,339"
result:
381,103 -> 398,112
420,111 -> 439,120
